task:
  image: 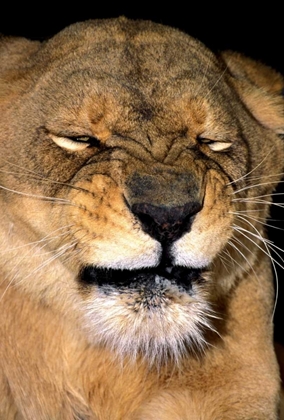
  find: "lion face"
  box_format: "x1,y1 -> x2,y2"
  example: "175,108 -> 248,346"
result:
1,17 -> 284,363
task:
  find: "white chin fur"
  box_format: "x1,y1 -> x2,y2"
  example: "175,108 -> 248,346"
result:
81,282 -> 217,365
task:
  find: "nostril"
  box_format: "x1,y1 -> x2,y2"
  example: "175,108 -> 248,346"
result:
131,201 -> 202,244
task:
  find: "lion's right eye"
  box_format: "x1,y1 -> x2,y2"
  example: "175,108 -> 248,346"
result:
50,134 -> 100,151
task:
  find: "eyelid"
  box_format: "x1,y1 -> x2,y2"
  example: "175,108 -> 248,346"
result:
208,141 -> 232,151
198,135 -> 232,151
49,134 -> 101,151
49,134 -> 91,151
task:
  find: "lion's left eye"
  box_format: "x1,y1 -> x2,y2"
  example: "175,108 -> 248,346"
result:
198,137 -> 232,152
50,134 -> 101,151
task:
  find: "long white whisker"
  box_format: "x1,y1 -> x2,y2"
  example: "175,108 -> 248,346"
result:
244,173 -> 284,181
195,61 -> 210,96
28,242 -> 78,276
0,224 -> 74,254
218,250 -> 234,272
235,215 -> 284,262
232,225 -> 284,269
0,240 -> 78,301
229,211 -> 284,232
227,147 -> 278,185
226,238 -> 261,281
204,67 -> 227,98
232,218 -> 284,319
228,148 -> 275,186
233,196 -> 284,205
0,159 -> 107,194
235,192 -> 284,200
0,184 -> 71,203
232,180 -> 284,196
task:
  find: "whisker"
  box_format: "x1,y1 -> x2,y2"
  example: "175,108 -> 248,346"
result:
232,180 -> 284,196
232,224 -> 283,265
204,67 -> 227,98
195,61 -> 210,96
218,250 -> 234,273
0,184 -> 71,203
0,240 -> 78,301
229,211 -> 284,232
0,225 -> 74,254
226,238 -> 261,281
0,159 -> 91,194
227,148 -> 276,186
234,173 -> 284,184
232,218 -> 283,319
235,198 -> 284,210
236,192 -> 284,200
28,241 -> 78,276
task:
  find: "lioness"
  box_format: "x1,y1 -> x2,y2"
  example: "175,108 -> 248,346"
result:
0,16 -> 284,419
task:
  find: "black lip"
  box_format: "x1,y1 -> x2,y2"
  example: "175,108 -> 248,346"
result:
79,264 -> 203,291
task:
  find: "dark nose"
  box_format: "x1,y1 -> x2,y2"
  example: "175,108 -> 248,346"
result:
131,201 -> 202,243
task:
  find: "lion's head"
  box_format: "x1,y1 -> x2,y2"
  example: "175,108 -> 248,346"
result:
1,17 -> 284,364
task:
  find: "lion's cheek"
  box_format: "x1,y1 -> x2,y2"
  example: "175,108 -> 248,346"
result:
81,235 -> 161,269
172,188 -> 233,268
71,214 -> 161,269
64,182 -> 162,269
172,223 -> 232,268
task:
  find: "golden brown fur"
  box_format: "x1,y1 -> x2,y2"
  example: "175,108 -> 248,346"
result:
0,17 -> 284,419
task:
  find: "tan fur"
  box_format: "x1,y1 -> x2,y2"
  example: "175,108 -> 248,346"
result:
0,17 -> 284,419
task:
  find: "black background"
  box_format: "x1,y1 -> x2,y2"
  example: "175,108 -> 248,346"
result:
1,4 -> 283,341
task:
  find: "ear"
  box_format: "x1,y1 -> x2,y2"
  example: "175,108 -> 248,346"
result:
221,51 -> 284,134
0,36 -> 41,70
0,36 -> 41,102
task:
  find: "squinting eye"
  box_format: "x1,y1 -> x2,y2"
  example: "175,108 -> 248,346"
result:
198,137 -> 232,152
50,134 -> 101,151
